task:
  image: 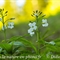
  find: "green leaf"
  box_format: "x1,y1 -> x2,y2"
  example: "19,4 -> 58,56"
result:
42,28 -> 50,38
46,45 -> 60,53
0,47 -> 2,53
43,31 -> 55,39
53,38 -> 60,46
9,36 -> 37,54
0,43 -> 13,53
9,41 -> 25,55
10,41 -> 24,46
55,42 -> 60,47
19,38 -> 37,53
54,38 -> 60,42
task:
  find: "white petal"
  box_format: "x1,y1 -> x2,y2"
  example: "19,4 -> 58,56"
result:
8,22 -> 14,25
8,22 -> 14,24
33,22 -> 36,26
30,31 -> 34,36
28,23 -> 33,27
8,22 -> 14,29
28,28 -> 35,36
28,28 -> 33,33
42,19 -> 47,23
42,23 -> 48,27
8,26 -> 14,29
33,26 -> 37,30
28,22 -> 36,28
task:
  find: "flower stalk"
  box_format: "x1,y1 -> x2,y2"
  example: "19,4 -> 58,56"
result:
2,12 -> 7,42
1,10 -> 6,42
0,9 -> 15,42
28,10 -> 49,59
36,16 -> 40,56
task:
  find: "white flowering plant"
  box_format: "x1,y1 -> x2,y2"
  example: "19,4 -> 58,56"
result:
0,9 -> 60,60
0,9 -> 15,42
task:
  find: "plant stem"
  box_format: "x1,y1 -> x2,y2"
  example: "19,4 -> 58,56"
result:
2,13 -> 7,42
4,28 -> 6,41
36,17 -> 40,60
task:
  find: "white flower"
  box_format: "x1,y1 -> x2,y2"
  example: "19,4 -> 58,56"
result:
29,22 -> 36,27
28,28 -> 33,33
29,31 -> 34,36
2,25 -> 7,30
42,19 -> 48,27
49,41 -> 55,45
8,22 -> 14,29
42,19 -> 47,23
28,22 -> 37,30
28,28 -> 35,36
42,23 -> 48,27
28,22 -> 37,36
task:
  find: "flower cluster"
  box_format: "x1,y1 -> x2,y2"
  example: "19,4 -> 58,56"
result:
0,17 -> 14,30
2,22 -> 14,30
28,10 -> 49,36
8,22 -> 14,29
28,22 -> 37,36
31,10 -> 45,18
0,9 -> 15,30
42,19 -> 48,27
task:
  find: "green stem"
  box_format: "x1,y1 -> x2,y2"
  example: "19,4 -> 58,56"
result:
36,17 -> 40,59
4,28 -> 6,41
2,13 -> 7,42
36,30 -> 39,51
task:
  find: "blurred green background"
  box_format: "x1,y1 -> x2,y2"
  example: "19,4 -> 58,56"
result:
0,0 -> 60,40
